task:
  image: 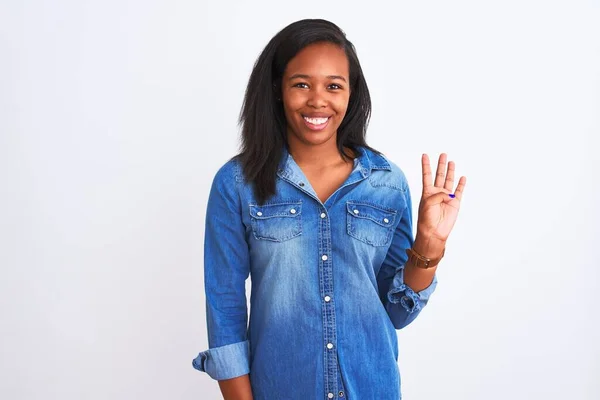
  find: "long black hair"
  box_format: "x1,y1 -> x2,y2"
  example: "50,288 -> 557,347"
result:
235,19 -> 381,205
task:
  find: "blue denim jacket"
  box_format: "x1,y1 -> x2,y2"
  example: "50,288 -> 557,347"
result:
192,146 -> 438,400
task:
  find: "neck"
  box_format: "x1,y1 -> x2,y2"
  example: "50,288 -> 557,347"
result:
287,137 -> 355,170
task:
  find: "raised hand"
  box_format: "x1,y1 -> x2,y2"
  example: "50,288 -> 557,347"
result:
416,153 -> 466,247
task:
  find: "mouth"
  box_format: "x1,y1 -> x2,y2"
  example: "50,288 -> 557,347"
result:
302,115 -> 331,131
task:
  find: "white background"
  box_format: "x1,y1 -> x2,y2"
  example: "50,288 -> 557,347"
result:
1,1 -> 599,399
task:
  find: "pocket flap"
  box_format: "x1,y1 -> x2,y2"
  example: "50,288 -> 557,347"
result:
250,201 -> 302,219
346,201 -> 397,227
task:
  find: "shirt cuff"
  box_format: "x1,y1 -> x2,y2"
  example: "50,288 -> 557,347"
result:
192,340 -> 250,380
387,264 -> 438,313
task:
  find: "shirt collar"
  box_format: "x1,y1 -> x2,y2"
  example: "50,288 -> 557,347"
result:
278,145 -> 391,179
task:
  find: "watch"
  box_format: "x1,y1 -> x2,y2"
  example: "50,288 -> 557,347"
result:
405,246 -> 445,269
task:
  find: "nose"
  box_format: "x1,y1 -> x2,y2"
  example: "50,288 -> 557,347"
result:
306,87 -> 327,108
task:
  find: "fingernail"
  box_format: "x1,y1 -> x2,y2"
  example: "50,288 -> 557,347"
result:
449,194 -> 455,198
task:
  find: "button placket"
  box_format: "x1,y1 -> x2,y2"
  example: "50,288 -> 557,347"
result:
319,204 -> 338,399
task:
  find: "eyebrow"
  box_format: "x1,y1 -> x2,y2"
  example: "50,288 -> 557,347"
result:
288,74 -> 347,83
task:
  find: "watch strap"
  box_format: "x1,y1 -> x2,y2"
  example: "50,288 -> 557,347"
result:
405,246 -> 445,269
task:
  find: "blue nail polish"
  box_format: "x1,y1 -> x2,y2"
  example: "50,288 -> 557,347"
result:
449,194 -> 455,198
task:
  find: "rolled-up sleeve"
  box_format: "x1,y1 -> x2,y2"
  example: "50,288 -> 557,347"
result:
376,178 -> 438,329
192,340 -> 250,380
192,162 -> 251,380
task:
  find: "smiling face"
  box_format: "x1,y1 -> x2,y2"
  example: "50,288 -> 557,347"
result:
281,42 -> 351,148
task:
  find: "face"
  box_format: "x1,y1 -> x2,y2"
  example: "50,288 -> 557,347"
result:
281,42 -> 351,148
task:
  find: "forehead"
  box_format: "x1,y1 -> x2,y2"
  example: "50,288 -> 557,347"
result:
284,42 -> 349,77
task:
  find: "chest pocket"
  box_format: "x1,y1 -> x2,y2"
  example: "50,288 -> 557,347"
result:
249,201 -> 302,242
346,201 -> 397,247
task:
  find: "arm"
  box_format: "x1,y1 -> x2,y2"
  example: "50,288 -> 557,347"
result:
218,374 -> 253,400
192,163 -> 253,399
376,180 -> 438,329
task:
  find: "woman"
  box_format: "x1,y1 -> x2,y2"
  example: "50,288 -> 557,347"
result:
192,19 -> 466,400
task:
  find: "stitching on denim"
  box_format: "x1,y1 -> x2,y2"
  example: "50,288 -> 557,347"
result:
346,200 -> 398,215
368,176 -> 405,191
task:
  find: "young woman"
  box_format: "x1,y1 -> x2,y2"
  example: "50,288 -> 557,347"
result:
192,19 -> 466,400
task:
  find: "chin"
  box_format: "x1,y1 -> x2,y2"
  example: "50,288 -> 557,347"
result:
291,125 -> 337,146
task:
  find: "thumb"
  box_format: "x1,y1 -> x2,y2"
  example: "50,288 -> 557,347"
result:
427,191 -> 455,206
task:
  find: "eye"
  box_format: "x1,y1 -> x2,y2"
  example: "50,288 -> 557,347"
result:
328,83 -> 343,90
293,82 -> 309,89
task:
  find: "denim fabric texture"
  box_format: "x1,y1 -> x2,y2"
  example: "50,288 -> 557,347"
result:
192,146 -> 438,400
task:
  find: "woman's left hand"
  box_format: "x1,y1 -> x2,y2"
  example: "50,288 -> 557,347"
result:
416,153 -> 466,247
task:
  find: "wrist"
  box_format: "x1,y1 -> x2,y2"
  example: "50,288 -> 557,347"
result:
413,234 -> 446,259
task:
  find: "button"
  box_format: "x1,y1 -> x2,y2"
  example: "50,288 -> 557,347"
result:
322,255 -> 328,261
324,295 -> 331,302
326,343 -> 333,349
353,209 -> 359,214
328,394 -> 334,399
256,211 -> 263,216
339,391 -> 344,397
290,208 -> 296,214
320,212 -> 326,218
383,218 -> 389,223
299,182 -> 305,187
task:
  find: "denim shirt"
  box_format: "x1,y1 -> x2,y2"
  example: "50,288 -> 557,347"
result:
192,146 -> 438,400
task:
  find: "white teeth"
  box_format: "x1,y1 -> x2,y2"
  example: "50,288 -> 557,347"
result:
304,117 -> 329,125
